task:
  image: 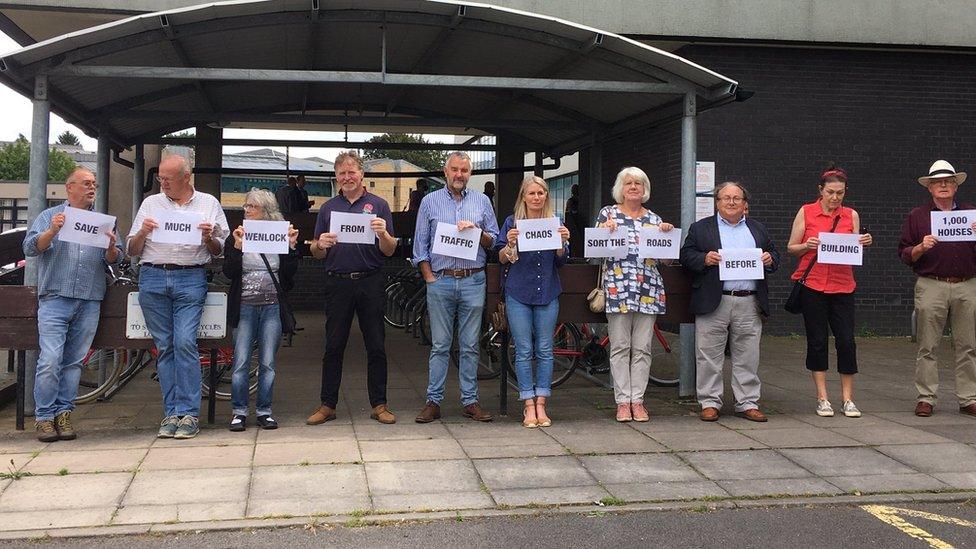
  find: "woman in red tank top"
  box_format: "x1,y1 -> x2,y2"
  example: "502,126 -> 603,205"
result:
786,165 -> 873,419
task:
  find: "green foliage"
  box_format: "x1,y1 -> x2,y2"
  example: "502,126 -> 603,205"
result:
56,131 -> 81,146
0,135 -> 77,182
362,133 -> 447,172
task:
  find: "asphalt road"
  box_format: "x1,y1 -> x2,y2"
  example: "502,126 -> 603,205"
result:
7,502 -> 976,548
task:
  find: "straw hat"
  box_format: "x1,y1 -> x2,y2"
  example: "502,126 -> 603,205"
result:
918,160 -> 966,187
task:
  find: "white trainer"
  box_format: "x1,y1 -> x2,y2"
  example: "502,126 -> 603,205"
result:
842,401 -> 862,418
816,399 -> 834,417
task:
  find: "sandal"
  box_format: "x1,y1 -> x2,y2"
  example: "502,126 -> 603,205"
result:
535,397 -> 552,427
522,399 -> 539,428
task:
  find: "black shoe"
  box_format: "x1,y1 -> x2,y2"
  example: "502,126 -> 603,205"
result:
256,415 -> 278,430
229,414 -> 247,432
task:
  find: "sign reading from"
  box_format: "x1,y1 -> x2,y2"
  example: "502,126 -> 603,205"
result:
59,206 -> 116,249
152,211 -> 204,245
432,222 -> 481,260
242,220 -> 290,254
516,217 -> 562,252
818,232 -> 863,266
718,248 -> 764,281
127,291 -> 227,339
931,210 -> 976,242
638,227 -> 681,259
584,227 -> 628,259
330,211 -> 376,244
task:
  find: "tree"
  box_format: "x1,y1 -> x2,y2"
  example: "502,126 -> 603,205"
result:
0,135 -> 77,182
56,131 -> 81,146
362,133 -> 447,171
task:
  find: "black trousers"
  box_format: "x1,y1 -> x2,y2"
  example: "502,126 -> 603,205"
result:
800,285 -> 857,374
320,272 -> 388,408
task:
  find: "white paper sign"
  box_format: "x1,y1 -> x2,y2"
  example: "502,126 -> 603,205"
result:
242,220 -> 290,254
584,228 -> 628,259
516,217 -> 562,252
931,210 -> 976,242
638,227 -> 681,259
696,161 -> 716,221
59,206 -> 115,249
330,211 -> 375,244
152,211 -> 203,245
127,292 -> 227,339
718,248 -> 764,281
818,232 -> 863,266
432,222 -> 481,260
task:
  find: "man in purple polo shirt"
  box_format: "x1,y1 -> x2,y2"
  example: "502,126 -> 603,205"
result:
306,151 -> 398,425
898,160 -> 976,418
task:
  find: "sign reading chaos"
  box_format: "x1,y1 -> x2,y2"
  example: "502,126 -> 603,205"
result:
152,211 -> 204,245
584,227 -> 628,258
59,206 -> 116,249
638,227 -> 681,259
817,232 -> 863,266
242,219 -> 290,254
516,217 -> 562,252
432,222 -> 481,260
329,211 -> 375,244
127,292 -> 227,339
931,210 -> 976,242
718,248 -> 764,281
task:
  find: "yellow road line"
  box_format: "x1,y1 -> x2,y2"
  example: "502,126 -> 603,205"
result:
861,505 -> 972,549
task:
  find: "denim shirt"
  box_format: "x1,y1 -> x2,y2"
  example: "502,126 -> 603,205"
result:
23,203 -> 123,301
493,215 -> 568,305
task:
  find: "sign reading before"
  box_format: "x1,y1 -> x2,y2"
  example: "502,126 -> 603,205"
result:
718,248 -> 764,281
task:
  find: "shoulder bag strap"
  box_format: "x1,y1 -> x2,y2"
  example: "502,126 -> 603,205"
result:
799,213 -> 842,283
259,253 -> 285,297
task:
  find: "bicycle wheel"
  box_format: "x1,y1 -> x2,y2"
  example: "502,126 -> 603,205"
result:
75,349 -> 125,404
504,322 -> 581,389
384,282 -> 408,328
449,328 -> 503,380
200,344 -> 259,401
649,324 -> 680,387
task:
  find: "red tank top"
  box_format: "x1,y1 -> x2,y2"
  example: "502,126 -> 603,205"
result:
791,202 -> 856,294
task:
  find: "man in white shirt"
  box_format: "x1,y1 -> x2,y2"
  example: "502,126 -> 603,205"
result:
127,154 -> 227,439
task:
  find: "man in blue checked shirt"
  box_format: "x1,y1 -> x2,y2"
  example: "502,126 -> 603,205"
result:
23,167 -> 123,442
413,152 -> 499,423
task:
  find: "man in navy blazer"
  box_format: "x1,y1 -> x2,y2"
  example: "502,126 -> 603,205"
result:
680,182 -> 780,423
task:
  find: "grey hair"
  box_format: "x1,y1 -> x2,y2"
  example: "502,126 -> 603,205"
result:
244,188 -> 284,221
160,147 -> 193,177
444,151 -> 472,168
713,181 -> 751,203
611,166 -> 651,204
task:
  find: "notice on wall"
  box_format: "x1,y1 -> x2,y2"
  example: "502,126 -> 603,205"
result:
242,220 -> 290,254
584,227 -> 628,259
638,227 -> 681,259
931,210 -> 976,242
818,232 -> 862,266
718,248 -> 764,281
432,222 -> 481,260
330,211 -> 376,244
516,217 -> 562,252
696,161 -> 716,221
152,211 -> 204,245
59,206 -> 115,249
128,291 -> 226,339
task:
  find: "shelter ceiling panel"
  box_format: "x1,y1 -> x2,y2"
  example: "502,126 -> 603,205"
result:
173,22 -> 320,71
529,90 -> 675,123
76,41 -> 182,70
49,75 -> 178,111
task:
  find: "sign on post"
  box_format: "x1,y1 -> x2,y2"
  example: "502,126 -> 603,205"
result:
584,227 -> 628,259
931,210 -> 976,242
718,248 -> 764,281
516,217 -> 562,252
696,161 -> 716,221
818,232 -> 863,266
127,292 -> 227,339
59,207 -> 116,249
330,211 -> 376,244
152,211 -> 203,245
432,222 -> 481,260
242,220 -> 290,254
638,227 -> 681,259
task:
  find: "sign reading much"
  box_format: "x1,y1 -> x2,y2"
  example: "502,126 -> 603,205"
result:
432,222 -> 481,260
638,227 -> 681,259
516,217 -> 562,252
817,232 -> 863,266
242,220 -> 290,254
584,227 -> 628,259
59,206 -> 116,249
330,211 -> 376,244
718,248 -> 764,281
931,210 -> 976,242
152,211 -> 204,245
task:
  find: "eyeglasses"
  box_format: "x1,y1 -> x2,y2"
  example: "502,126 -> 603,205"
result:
154,175 -> 184,185
70,181 -> 98,190
243,203 -> 261,210
931,179 -> 958,187
718,196 -> 745,204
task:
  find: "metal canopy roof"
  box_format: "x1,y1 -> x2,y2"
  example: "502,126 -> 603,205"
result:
0,0 -> 738,157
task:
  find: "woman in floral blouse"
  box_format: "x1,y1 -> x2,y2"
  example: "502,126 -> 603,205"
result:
597,167 -> 675,422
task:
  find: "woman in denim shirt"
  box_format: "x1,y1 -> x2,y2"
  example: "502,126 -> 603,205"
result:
495,176 -> 570,427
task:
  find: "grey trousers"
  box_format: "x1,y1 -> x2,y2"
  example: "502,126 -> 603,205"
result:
607,312 -> 657,404
695,295 -> 762,412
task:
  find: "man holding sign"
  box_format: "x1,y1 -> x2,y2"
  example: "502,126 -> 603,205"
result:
898,160 -> 976,418
412,152 -> 499,423
127,153 -> 228,440
680,181 -> 780,422
307,151 -> 398,426
23,167 -> 122,442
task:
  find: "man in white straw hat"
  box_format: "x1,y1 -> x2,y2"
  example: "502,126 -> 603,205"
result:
898,160 -> 976,417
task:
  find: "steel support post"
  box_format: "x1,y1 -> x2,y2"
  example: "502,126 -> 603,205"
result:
679,92 -> 697,398
132,144 -> 145,221
95,133 -> 111,213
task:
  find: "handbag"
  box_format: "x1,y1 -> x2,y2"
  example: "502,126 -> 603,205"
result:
784,215 -> 841,314
259,253 -> 298,335
490,259 -> 512,333
587,260 -> 607,313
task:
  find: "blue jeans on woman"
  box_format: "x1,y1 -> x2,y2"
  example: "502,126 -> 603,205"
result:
231,302 -> 281,417
505,296 -> 559,401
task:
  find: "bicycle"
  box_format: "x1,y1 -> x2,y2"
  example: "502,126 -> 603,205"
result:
572,322 -> 680,387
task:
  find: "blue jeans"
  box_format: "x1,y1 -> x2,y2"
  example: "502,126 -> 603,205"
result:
506,296 -> 558,400
425,270 -> 485,406
138,266 -> 207,418
231,303 -> 280,416
34,296 -> 101,420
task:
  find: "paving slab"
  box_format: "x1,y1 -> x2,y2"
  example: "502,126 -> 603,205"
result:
139,444 -> 253,471
679,450 -> 813,481
0,453 -> 35,472
371,491 -> 494,513
354,421 -> 453,441
716,415 -> 811,430
252,440 -> 360,466
113,502 -> 246,525
931,472 -> 976,490
874,411 -> 976,427
825,473 -> 948,493
826,424 -> 955,445
580,454 -> 702,484
779,447 -> 916,477
445,421 -> 547,439
545,426 -> 665,454
0,436 -> 49,455
918,424 -> 976,444
0,472 -> 131,512
256,424 -> 357,444
652,429 -> 768,451
741,427 -> 860,448
359,438 -> 466,462
365,459 -> 482,496
40,429 -> 157,452
0,507 -> 116,532
151,427 -> 258,448
626,415 -> 717,434
474,456 -> 595,490
458,440 -> 568,459
876,443 -> 976,473
122,467 -> 250,506
491,485 -> 610,507
793,413 -> 897,428
245,496 -> 373,518
603,480 -> 728,502
249,464 -> 368,505
717,477 -> 843,497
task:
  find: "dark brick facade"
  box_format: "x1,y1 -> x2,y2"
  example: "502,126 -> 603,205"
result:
600,44 -> 976,335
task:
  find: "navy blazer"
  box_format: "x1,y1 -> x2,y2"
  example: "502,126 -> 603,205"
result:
679,215 -> 781,317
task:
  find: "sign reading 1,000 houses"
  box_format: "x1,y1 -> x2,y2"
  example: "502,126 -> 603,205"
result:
126,292 -> 227,339
931,210 -> 976,242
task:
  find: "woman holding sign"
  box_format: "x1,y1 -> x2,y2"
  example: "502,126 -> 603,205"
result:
598,167 -> 674,423
496,176 -> 570,427
787,165 -> 872,418
223,189 -> 299,431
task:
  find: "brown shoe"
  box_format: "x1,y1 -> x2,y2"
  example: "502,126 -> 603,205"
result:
306,405 -> 336,425
915,402 -> 934,417
35,420 -> 58,443
959,403 -> 976,417
700,407 -> 719,422
370,404 -> 397,424
735,408 -> 768,422
462,402 -> 493,422
415,402 -> 441,423
54,411 -> 77,441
